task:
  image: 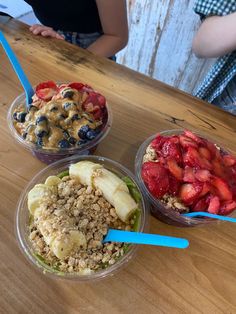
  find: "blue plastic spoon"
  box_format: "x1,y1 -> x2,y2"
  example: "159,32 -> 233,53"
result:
103,229 -> 189,249
183,212 -> 236,223
0,30 -> 34,107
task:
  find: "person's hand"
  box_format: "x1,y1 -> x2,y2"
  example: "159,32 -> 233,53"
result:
29,24 -> 65,40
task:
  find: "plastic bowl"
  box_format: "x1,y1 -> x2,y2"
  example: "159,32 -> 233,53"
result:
135,129 -> 236,227
7,89 -> 112,164
16,155 -> 149,281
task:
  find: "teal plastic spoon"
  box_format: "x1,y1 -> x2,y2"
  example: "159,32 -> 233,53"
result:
103,229 -> 189,249
0,30 -> 34,107
183,212 -> 236,222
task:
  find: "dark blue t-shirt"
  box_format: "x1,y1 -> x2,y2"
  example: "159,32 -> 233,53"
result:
24,0 -> 102,33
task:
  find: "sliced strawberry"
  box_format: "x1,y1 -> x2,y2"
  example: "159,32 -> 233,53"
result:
223,154 -> 236,167
195,169 -> 211,182
179,135 -> 198,149
199,182 -> 210,197
220,200 -> 236,215
160,140 -> 182,163
168,175 -> 181,196
212,158 -> 225,178
183,167 -> 196,183
82,91 -> 106,119
184,130 -> 203,144
192,197 -> 209,212
211,176 -> 233,201
167,159 -> 183,180
141,162 -> 169,198
199,147 -> 211,161
35,81 -> 58,101
68,82 -> 85,90
207,196 -> 220,214
183,147 -> 212,170
205,140 -> 217,159
179,182 -> 203,205
151,134 -> 167,152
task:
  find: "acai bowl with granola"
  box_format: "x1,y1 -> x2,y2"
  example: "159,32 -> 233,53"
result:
135,129 -> 236,227
8,81 -> 112,164
16,155 -> 148,281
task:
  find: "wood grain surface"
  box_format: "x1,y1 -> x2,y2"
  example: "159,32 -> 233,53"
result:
0,17 -> 236,314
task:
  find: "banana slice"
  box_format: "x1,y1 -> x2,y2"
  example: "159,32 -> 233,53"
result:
45,175 -> 61,187
93,168 -> 129,204
69,161 -> 102,186
113,190 -> 138,222
28,184 -> 53,215
51,230 -> 87,259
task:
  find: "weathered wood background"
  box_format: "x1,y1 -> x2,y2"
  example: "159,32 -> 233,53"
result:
13,0 -> 215,94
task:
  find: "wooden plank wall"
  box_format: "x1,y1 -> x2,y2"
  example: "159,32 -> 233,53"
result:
117,0 -> 215,94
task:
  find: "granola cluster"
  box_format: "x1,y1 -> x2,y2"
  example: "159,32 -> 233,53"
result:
29,176 -> 133,274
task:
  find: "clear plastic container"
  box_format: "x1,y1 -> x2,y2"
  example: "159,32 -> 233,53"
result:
16,155 -> 149,281
135,129 -> 236,227
7,89 -> 112,164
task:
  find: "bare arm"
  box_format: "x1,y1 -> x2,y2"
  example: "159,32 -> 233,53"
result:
192,12 -> 236,58
87,0 -> 128,57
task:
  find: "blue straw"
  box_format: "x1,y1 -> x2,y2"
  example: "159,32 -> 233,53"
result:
0,31 -> 34,107
183,212 -> 236,223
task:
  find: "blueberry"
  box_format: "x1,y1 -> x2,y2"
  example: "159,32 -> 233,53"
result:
18,112 -> 27,123
36,137 -> 43,147
77,139 -> 87,146
71,114 -> 80,122
36,116 -> 47,125
13,112 -> 18,121
58,139 -> 70,148
78,125 -> 90,139
36,130 -> 48,138
86,129 -> 97,140
63,102 -> 76,111
69,137 -> 76,145
63,90 -> 74,99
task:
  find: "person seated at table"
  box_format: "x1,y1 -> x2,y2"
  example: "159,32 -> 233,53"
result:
24,0 -> 128,60
192,0 -> 236,115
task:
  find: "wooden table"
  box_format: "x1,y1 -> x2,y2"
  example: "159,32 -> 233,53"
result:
1,17 -> 236,314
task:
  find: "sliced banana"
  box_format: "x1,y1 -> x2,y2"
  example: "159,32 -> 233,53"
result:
69,161 -> 102,186
45,175 -> 61,186
113,190 -> 138,222
93,168 -> 128,204
51,230 -> 87,259
28,184 -> 53,215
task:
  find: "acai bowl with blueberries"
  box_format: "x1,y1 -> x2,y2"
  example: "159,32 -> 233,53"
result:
8,81 -> 112,164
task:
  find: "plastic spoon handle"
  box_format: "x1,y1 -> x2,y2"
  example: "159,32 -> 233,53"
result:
0,31 -> 34,106
103,229 -> 189,249
183,212 -> 236,222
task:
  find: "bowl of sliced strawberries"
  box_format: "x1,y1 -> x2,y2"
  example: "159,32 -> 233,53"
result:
135,129 -> 236,227
8,81 -> 112,164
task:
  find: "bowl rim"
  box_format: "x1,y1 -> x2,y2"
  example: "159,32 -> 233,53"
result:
16,155 -> 149,281
7,85 -> 112,155
135,128 -> 236,226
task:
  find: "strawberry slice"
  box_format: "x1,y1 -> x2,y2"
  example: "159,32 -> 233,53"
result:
151,134 -> 167,152
36,81 -> 58,101
183,167 -> 196,183
212,158 -> 225,178
184,130 -> 203,144
68,82 -> 85,90
220,200 -> 236,215
167,159 -> 183,180
223,154 -> 236,167
168,175 -> 181,196
141,162 -> 169,198
199,147 -> 211,161
211,176 -> 233,201
207,196 -> 220,214
82,91 -> 106,119
192,197 -> 209,212
179,182 -> 203,205
161,140 -> 182,163
205,140 -> 217,159
179,135 -> 198,149
195,169 -> 211,182
199,182 -> 210,197
183,147 -> 212,170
